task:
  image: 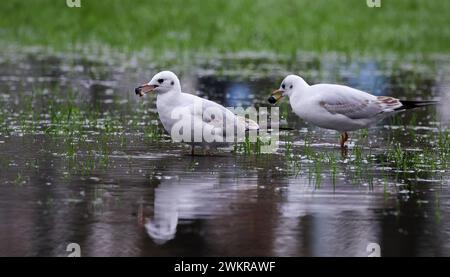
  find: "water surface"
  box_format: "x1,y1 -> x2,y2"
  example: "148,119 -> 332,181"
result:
0,50 -> 449,256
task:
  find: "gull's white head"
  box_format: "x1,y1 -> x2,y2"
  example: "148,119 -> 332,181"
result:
268,75 -> 309,104
135,71 -> 181,97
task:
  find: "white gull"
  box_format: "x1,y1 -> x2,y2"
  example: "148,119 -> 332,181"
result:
268,75 -> 437,148
136,71 -> 259,154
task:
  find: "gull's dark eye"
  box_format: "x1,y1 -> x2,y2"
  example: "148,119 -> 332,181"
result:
171,81 -> 174,85
290,85 -> 293,89
282,84 -> 285,89
157,78 -> 164,84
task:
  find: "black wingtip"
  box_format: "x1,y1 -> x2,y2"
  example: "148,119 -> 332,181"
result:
396,100 -> 438,111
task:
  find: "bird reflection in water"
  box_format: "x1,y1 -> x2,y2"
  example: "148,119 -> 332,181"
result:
145,184 -> 180,244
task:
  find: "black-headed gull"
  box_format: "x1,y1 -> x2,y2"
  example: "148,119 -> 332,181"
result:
268,75 -> 437,148
135,71 -> 259,155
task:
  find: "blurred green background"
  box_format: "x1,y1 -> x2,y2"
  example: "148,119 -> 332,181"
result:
0,0 -> 449,54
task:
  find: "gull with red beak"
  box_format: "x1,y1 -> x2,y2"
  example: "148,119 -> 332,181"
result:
268,74 -> 438,148
135,71 -> 259,155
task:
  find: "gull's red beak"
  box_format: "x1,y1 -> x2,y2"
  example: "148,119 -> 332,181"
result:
134,84 -> 158,97
268,89 -> 284,104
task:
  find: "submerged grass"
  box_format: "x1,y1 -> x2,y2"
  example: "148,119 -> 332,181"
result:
277,114 -> 449,193
0,0 -> 449,55
0,46 -> 448,197
0,86 -> 165,178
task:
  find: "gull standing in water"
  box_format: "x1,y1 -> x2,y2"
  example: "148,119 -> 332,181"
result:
135,71 -> 259,155
268,75 -> 438,148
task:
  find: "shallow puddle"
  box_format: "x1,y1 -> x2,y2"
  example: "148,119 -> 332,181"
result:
0,50 -> 449,256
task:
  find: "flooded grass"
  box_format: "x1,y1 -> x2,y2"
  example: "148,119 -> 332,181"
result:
0,49 -> 449,256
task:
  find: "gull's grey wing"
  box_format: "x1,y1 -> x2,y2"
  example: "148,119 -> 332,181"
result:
313,84 -> 402,119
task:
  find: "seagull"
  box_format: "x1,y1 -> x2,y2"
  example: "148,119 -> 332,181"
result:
135,71 -> 259,155
268,75 -> 438,148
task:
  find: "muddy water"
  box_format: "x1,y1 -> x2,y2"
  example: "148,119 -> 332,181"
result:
0,51 -> 449,256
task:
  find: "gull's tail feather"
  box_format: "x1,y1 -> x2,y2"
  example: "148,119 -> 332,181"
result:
396,100 -> 439,111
